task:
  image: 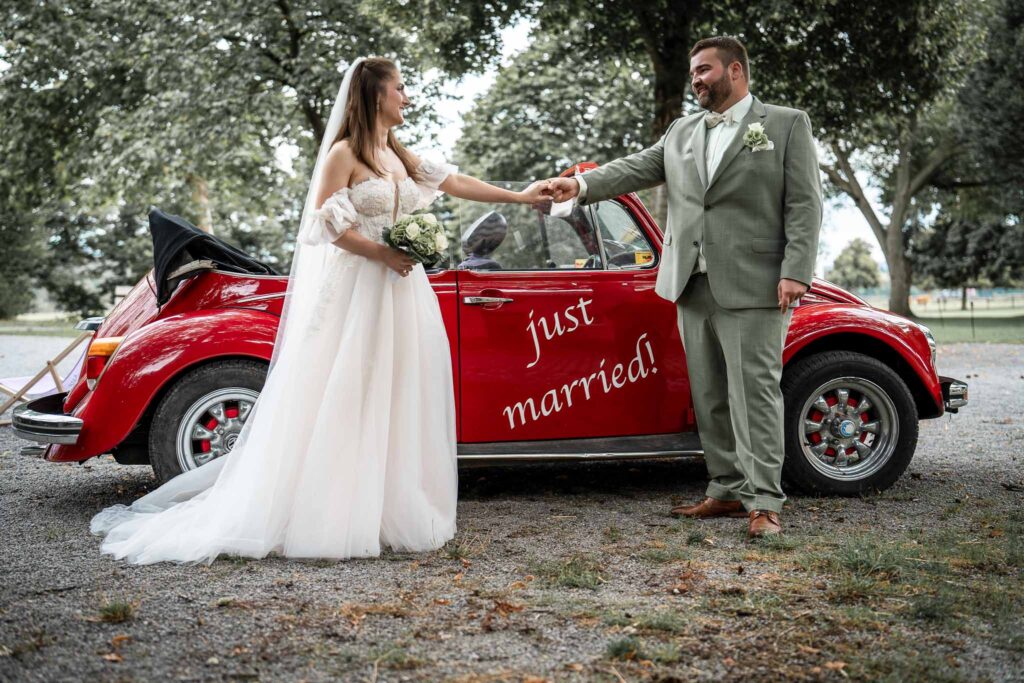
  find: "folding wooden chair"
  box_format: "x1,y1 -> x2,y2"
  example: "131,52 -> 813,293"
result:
0,331 -> 93,426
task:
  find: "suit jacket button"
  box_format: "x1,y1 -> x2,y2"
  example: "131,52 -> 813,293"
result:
692,241 -> 699,247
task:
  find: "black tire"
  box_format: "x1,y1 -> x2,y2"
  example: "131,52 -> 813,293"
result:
149,360 -> 267,483
781,350 -> 918,495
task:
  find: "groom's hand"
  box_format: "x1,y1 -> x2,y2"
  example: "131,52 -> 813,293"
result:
777,278 -> 808,313
548,177 -> 580,203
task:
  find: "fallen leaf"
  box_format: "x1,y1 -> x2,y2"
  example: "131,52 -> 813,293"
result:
798,644 -> 820,654
101,653 -> 123,663
434,598 -> 451,605
110,634 -> 131,651
723,657 -> 736,667
461,558 -> 472,568
454,572 -> 464,584
564,663 -> 584,672
824,661 -> 847,671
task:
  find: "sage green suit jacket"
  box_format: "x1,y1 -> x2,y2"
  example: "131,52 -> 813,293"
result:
579,97 -> 822,308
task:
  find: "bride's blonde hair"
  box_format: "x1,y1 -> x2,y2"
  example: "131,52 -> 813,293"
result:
334,57 -> 421,181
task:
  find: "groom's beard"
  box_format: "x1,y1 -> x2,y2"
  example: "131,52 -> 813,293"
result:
695,73 -> 733,112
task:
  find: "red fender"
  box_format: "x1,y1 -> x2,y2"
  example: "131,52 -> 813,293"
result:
46,308 -> 278,462
784,303 -> 942,415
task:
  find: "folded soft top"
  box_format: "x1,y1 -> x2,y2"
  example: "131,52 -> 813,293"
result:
149,208 -> 280,305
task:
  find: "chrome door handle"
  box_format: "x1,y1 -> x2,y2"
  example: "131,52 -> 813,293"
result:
463,296 -> 514,305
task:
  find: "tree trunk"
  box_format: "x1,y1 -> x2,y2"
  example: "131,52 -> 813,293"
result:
638,5 -> 693,232
961,285 -> 968,311
187,174 -> 214,234
886,248 -> 912,316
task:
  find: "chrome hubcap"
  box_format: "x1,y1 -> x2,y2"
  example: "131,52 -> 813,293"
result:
176,388 -> 259,471
799,377 -> 897,481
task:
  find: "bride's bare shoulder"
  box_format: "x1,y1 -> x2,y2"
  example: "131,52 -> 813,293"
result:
318,141 -> 359,203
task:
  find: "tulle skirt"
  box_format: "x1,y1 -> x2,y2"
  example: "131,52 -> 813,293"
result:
91,254 -> 458,564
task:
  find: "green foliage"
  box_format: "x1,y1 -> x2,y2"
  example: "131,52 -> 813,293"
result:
0,0 -> 436,312
828,239 -> 882,291
455,26 -> 653,181
913,209 -> 1024,290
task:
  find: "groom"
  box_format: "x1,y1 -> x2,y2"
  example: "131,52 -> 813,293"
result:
548,36 -> 822,537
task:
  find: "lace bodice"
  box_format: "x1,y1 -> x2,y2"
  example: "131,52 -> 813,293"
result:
297,159 -> 456,247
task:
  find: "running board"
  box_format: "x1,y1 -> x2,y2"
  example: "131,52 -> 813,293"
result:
457,433 -> 703,462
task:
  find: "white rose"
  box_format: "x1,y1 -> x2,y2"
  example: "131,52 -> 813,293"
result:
406,222 -> 421,239
421,213 -> 438,224
435,233 -> 449,251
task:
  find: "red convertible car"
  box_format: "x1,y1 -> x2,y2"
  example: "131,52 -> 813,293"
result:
14,165 -> 968,494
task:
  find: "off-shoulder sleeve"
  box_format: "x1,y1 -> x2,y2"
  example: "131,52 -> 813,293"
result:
414,157 -> 458,210
297,188 -> 359,246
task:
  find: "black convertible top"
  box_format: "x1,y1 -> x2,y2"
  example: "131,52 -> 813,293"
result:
149,208 -> 279,305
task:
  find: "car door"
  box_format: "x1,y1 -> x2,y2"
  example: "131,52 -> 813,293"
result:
455,196 -> 692,444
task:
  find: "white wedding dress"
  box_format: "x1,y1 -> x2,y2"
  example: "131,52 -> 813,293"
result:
90,160 -> 459,564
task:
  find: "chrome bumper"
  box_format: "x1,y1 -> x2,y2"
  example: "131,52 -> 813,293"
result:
940,376 -> 969,413
11,392 -> 82,444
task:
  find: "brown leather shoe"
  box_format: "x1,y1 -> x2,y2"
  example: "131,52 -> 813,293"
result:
747,510 -> 782,538
670,497 -> 746,519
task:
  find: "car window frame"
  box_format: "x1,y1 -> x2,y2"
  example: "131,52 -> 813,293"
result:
586,199 -> 660,271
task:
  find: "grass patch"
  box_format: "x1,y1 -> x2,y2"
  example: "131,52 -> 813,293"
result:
827,575 -> 879,604
441,533 -> 487,561
829,537 -> 910,581
907,593 -> 956,623
97,599 -> 135,624
853,648 -> 966,683
369,645 -> 422,670
685,531 -> 706,546
639,547 -> 689,564
915,313 -> 1024,344
752,533 -> 801,552
604,636 -> 680,663
531,555 -> 605,590
606,636 -> 642,661
604,609 -> 687,634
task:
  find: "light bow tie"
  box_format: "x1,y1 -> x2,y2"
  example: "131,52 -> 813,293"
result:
705,111 -> 734,128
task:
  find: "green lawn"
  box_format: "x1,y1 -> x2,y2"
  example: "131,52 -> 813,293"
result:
914,314 -> 1024,344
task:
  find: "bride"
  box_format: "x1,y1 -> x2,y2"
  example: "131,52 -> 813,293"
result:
90,57 -> 551,564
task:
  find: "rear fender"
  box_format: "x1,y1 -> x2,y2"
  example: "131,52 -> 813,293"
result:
46,309 -> 277,462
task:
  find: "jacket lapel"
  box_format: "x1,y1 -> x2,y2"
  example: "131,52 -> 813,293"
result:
707,97 -> 767,191
689,118 -> 708,189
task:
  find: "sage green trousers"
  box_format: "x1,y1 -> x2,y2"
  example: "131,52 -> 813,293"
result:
676,274 -> 792,513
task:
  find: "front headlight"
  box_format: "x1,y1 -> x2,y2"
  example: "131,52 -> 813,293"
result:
919,324 -> 937,369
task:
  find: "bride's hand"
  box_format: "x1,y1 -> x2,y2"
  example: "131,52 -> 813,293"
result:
518,180 -> 554,208
381,246 -> 417,277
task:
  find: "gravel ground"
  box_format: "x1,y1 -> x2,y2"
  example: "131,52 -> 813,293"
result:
1,343 -> 1021,682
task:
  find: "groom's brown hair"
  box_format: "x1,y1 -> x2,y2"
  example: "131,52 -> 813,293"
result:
690,36 -> 749,80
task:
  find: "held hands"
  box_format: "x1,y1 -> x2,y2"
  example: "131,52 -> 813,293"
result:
778,278 -> 808,313
382,245 -> 417,277
519,179 -> 555,208
547,177 -> 580,203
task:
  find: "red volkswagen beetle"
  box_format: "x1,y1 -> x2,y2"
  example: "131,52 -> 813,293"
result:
14,165 -> 968,494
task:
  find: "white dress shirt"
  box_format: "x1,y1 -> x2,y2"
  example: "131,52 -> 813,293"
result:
695,92 -> 753,272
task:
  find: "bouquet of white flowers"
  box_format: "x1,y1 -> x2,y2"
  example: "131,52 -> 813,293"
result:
384,213 -> 450,267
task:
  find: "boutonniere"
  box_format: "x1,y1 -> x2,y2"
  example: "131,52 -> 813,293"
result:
743,122 -> 774,152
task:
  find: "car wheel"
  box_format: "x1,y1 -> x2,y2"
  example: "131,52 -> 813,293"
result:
781,350 -> 918,495
149,360 -> 267,483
